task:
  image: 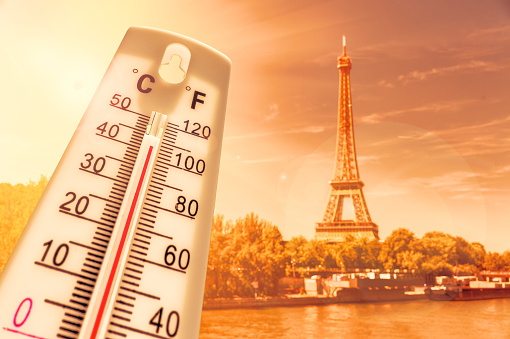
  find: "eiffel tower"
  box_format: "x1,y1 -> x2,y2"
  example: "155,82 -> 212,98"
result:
315,35 -> 379,242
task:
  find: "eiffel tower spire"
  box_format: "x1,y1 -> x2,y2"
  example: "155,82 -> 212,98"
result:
315,35 -> 379,242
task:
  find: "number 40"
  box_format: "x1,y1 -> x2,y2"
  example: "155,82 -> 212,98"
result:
149,307 -> 179,337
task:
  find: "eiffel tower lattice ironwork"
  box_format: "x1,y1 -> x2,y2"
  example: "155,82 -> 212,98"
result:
315,35 -> 379,242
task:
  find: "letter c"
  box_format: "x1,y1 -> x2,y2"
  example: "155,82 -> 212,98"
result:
137,74 -> 155,93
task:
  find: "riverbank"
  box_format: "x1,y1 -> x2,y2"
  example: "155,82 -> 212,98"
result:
203,291 -> 427,310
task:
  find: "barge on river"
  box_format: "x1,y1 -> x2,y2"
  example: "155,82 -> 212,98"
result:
425,271 -> 510,301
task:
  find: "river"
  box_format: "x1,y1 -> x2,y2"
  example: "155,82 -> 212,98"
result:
199,299 -> 510,338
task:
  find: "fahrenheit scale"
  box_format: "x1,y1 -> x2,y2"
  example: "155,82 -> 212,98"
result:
0,27 -> 230,339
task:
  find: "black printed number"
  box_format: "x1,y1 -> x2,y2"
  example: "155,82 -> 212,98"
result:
149,307 -> 180,337
81,153 -> 106,174
164,245 -> 191,270
59,192 -> 89,215
175,154 -> 205,174
41,240 -> 69,267
96,122 -> 120,138
183,120 -> 211,139
175,196 -> 198,217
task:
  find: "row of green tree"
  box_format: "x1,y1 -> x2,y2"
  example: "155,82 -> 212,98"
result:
205,214 -> 510,298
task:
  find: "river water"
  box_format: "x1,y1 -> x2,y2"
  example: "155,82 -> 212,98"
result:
199,299 -> 510,338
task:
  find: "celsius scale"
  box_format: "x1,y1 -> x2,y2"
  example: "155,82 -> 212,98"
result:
0,27 -> 231,339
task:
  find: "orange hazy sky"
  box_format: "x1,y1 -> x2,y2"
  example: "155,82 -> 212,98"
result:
1,1 -> 510,251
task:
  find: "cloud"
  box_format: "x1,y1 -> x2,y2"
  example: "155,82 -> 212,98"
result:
224,124 -> 328,141
378,80 -> 394,88
360,99 -> 473,124
398,60 -> 499,85
468,24 -> 510,39
265,103 -> 280,121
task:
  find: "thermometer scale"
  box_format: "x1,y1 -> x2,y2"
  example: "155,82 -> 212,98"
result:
0,27 -> 230,339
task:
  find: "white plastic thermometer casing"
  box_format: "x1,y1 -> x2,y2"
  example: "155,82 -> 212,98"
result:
0,27 -> 230,339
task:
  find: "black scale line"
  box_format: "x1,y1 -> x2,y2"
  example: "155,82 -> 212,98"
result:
79,168 -> 128,185
130,249 -> 147,257
140,218 -> 155,227
114,307 -> 133,315
130,136 -> 143,144
88,252 -> 105,261
145,194 -> 161,201
120,287 -> 160,300
120,161 -> 135,169
93,236 -> 109,243
123,154 -> 136,162
83,263 -> 100,271
63,319 -> 81,328
75,286 -> 93,295
158,148 -> 174,156
70,241 -> 104,253
98,226 -> 113,233
116,172 -> 131,181
107,329 -> 128,338
153,167 -> 168,174
54,114 -> 150,338
137,221 -> 155,229
133,236 -> 150,245
110,185 -> 128,194
106,155 -> 133,165
45,299 -> 86,314
141,209 -> 158,216
91,242 -> 107,249
110,192 -> 125,199
161,140 -> 176,147
90,194 -> 121,206
156,155 -> 172,164
155,159 -> 172,167
132,243 -> 149,251
72,293 -> 90,301
57,331 -> 77,339
145,198 -> 160,205
70,299 -> 88,308
137,228 -> 173,240
125,265 -> 143,274
112,314 -> 130,322
101,216 -> 117,224
81,269 -> 98,276
127,259 -> 144,268
110,323 -> 171,339
157,146 -> 173,154
149,179 -> 182,191
116,299 -> 135,307
131,256 -> 186,274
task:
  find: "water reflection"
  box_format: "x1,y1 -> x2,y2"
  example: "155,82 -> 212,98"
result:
200,299 -> 510,338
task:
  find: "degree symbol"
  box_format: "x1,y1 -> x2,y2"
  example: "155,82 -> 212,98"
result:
186,86 -> 191,91
133,69 -> 139,73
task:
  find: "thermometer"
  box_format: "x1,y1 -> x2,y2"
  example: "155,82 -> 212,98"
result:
0,27 -> 230,339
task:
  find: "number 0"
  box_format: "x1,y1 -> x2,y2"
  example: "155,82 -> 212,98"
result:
13,298 -> 32,327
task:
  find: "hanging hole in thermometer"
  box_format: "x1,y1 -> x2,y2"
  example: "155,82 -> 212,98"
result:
0,27 -> 230,339
159,44 -> 191,84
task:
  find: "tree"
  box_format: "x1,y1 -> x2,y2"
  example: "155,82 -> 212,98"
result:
335,235 -> 382,270
484,252 -> 506,271
205,213 -> 286,297
379,228 -> 419,270
0,176 -> 48,274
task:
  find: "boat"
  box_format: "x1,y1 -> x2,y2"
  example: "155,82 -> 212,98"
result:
425,271 -> 510,301
320,271 -> 426,302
